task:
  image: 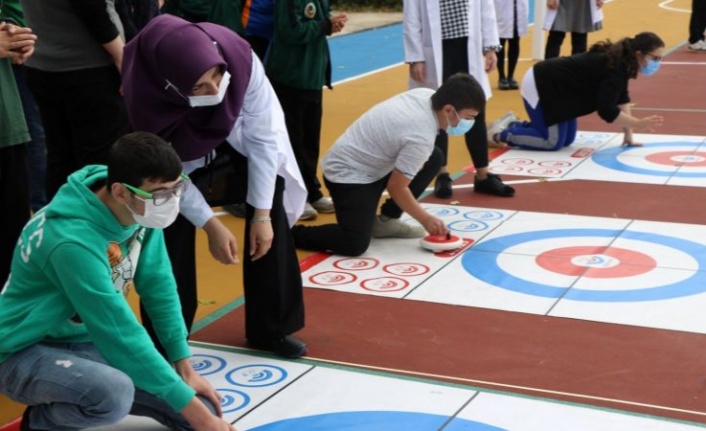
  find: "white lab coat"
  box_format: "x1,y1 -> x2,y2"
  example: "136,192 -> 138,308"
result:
403,0 -> 500,99
494,0 -> 529,38
543,0 -> 603,31
180,57 -> 307,228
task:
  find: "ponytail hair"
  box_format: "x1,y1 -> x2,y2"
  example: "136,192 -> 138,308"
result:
589,32 -> 664,79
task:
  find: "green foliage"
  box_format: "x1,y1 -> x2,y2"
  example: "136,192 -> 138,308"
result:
329,0 -> 402,12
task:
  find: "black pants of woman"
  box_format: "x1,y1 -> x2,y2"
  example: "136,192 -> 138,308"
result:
140,148 -> 305,352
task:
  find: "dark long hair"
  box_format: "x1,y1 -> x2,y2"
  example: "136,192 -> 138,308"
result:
589,32 -> 665,79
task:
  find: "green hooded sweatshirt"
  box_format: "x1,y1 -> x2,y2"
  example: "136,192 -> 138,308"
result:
0,165 -> 195,411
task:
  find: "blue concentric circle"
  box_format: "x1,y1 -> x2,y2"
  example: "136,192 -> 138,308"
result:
463,228 -> 706,302
226,364 -> 288,387
591,141 -> 706,177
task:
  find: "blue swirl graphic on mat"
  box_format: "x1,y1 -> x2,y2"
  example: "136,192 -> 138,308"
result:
248,411 -> 506,431
226,364 -> 287,387
190,354 -> 226,376
218,389 -> 250,413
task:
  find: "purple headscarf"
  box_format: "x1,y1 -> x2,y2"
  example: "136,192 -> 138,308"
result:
122,14 -> 253,161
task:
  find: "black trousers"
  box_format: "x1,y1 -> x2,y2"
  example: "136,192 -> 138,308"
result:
435,37 -> 489,171
0,144 -> 30,286
292,147 -> 443,257
25,65 -> 129,200
544,31 -> 587,59
689,0 -> 706,44
140,148 -> 305,348
272,81 -> 324,203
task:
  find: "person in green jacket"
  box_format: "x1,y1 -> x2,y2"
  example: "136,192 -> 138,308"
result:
266,0 -> 346,220
0,132 -> 235,431
0,20 -> 34,290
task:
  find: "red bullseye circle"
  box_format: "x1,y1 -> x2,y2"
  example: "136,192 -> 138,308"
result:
645,151 -> 706,167
535,246 -> 657,278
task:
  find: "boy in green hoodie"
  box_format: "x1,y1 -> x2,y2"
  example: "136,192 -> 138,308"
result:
0,132 -> 235,431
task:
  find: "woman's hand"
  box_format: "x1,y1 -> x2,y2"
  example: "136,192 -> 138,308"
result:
203,217 -> 239,264
249,218 -> 274,261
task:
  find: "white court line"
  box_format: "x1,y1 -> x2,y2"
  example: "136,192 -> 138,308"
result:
661,61 -> 706,65
659,0 -> 690,13
302,354 -> 706,419
634,107 -> 706,113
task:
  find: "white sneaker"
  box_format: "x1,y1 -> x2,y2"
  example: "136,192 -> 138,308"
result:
687,39 -> 706,52
372,216 -> 426,239
299,203 -> 317,221
487,111 -> 518,146
311,196 -> 335,213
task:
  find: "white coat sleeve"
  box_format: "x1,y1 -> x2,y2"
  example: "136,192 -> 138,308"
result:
403,0 -> 425,63
481,0 -> 501,48
239,57 -> 280,211
178,158 -> 215,228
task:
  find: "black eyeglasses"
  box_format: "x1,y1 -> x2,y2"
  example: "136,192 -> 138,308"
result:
645,54 -> 663,62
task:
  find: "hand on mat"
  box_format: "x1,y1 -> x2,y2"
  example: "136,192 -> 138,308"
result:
249,219 -> 273,261
204,217 -> 239,264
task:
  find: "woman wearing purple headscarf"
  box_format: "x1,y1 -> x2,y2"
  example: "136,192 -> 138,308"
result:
122,14 -> 308,358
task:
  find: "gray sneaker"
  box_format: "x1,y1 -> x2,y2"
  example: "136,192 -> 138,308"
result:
299,203 -> 317,221
311,196 -> 335,213
487,111 -> 519,145
372,216 -> 426,239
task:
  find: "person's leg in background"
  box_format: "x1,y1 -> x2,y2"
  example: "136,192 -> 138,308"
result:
570,32 -> 588,55
433,36 -> 469,198
140,214 -> 198,357
497,38 -> 510,90
544,30 -> 566,59
0,144 -> 30,286
465,111 -> 515,197
13,65 -> 47,212
506,35 -> 521,89
687,0 -> 706,50
271,82 -> 332,220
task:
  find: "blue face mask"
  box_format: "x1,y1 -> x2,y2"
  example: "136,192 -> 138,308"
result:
446,109 -> 475,136
640,59 -> 660,77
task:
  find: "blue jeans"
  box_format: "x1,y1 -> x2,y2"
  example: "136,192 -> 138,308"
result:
502,99 -> 577,151
0,343 -> 213,431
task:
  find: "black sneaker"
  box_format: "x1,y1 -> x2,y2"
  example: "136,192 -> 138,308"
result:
498,77 -> 510,90
474,173 -> 515,197
508,77 -> 519,90
248,335 -> 308,358
434,173 -> 453,198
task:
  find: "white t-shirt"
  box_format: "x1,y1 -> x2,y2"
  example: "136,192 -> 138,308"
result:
323,88 -> 439,184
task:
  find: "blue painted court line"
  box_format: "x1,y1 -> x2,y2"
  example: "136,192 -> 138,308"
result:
329,1 -> 537,84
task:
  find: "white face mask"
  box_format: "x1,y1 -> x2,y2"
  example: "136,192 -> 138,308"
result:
126,195 -> 181,229
188,71 -> 231,107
